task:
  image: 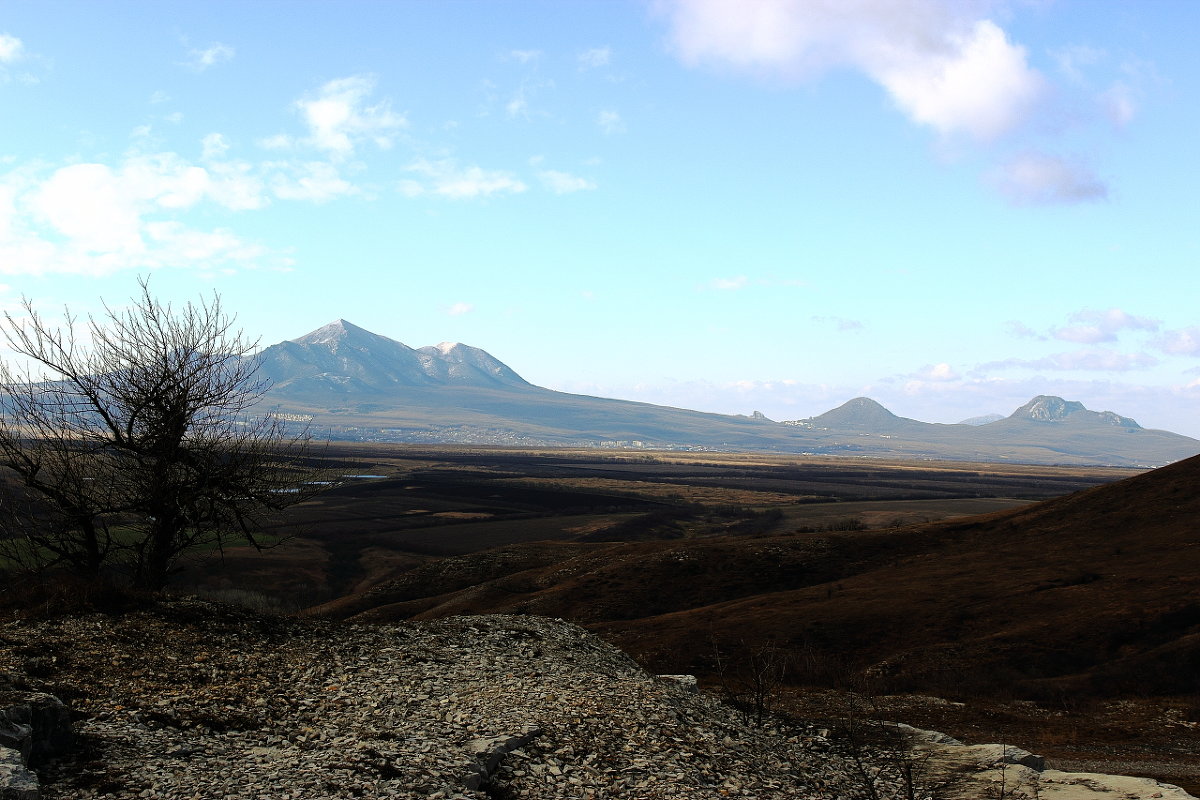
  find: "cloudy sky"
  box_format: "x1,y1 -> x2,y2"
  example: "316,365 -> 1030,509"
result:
3,1 -> 1200,436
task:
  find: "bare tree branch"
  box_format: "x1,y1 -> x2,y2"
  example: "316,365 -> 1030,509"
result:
0,277 -> 324,590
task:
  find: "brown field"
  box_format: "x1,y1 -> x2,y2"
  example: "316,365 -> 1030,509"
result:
168,443 -> 1128,607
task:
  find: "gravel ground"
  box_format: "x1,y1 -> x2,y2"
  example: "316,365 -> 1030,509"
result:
1,601 -> 910,799
5,601 -> 1192,800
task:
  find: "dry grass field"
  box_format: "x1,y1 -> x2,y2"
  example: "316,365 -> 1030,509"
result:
167,444 -> 1129,608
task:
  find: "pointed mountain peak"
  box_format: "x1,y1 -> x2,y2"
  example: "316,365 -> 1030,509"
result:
293,319 -> 371,345
810,397 -> 906,430
841,397 -> 894,413
291,320 -> 414,355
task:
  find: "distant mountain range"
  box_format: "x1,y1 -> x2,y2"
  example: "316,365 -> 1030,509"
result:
256,321 -> 1200,467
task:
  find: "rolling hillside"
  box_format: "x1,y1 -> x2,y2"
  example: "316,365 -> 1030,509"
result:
311,452 -> 1200,701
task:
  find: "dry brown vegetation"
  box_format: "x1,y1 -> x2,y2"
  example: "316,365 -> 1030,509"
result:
8,444 -> 1196,790
156,444 -> 1125,607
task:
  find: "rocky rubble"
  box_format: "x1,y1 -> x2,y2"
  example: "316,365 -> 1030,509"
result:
1,691 -> 75,799
1,745 -> 38,800
0,601 -> 1193,800
0,602 -> 918,799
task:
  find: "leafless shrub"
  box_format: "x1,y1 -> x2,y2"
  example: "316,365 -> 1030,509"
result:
186,587 -> 300,615
711,637 -> 790,726
826,517 -> 867,531
834,695 -> 962,800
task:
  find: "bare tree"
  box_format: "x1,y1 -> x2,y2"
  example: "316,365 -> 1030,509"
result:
0,278 -> 321,591
711,637 -> 790,727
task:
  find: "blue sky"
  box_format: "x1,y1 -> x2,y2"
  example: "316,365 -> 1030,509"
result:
3,1 -> 1200,436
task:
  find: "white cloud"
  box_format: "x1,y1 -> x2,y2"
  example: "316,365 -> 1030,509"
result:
0,71 -> 423,278
258,134 -> 293,150
202,133 -> 230,160
295,75 -> 406,159
404,159 -> 527,199
271,162 -> 355,202
812,315 -> 863,331
508,49 -> 541,64
0,33 -> 24,63
205,160 -> 266,210
982,349 -> 1157,372
990,152 -> 1107,205
539,170 -> 596,194
658,0 -> 1043,141
874,20 -> 1042,141
397,179 -> 425,198
1009,309 -> 1159,346
1102,81 -> 1136,127
0,182 -> 17,240
503,77 -> 554,120
1155,327 -> 1200,356
579,47 -> 611,69
1052,44 -> 1104,84
916,362 -> 959,382
711,275 -> 748,290
1005,320 -> 1042,340
597,110 -> 625,135
1050,46 -> 1144,130
143,221 -> 268,265
900,362 -> 961,396
447,302 -> 474,316
29,163 -> 152,252
506,87 -> 530,118
0,152 -> 281,276
185,42 -> 235,72
1052,308 -> 1159,344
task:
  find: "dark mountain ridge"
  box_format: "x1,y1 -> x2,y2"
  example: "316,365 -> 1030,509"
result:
254,322 -> 1200,467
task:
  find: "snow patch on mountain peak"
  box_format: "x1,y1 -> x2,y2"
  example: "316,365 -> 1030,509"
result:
294,319 -> 354,346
